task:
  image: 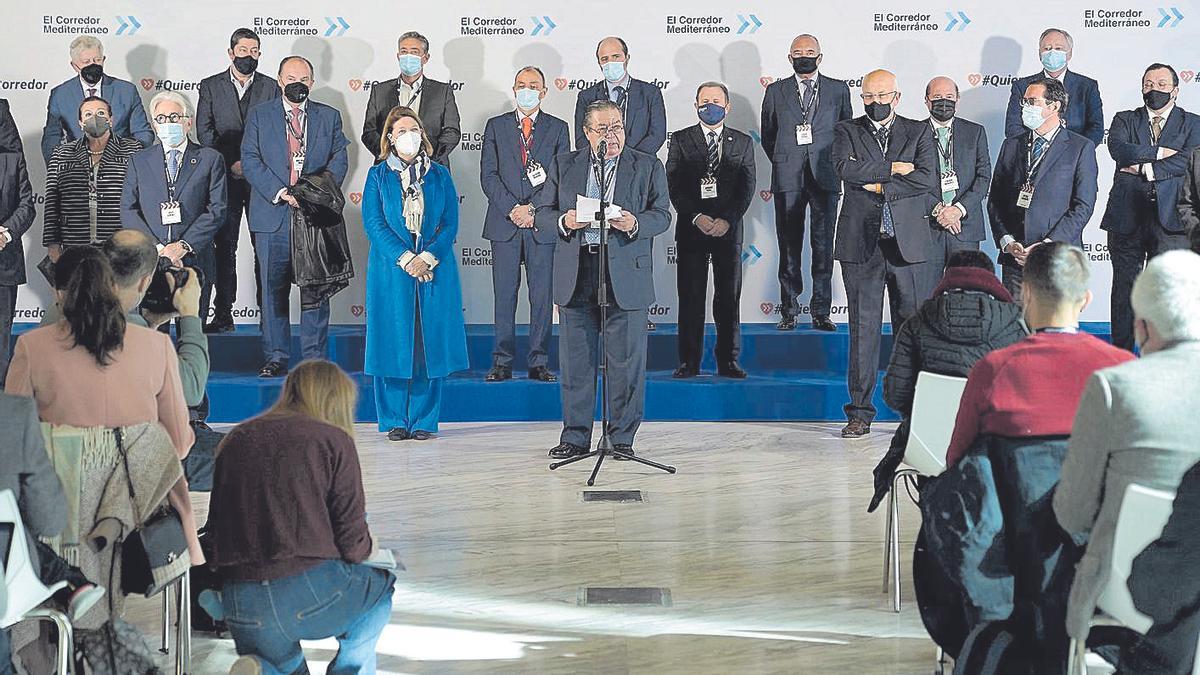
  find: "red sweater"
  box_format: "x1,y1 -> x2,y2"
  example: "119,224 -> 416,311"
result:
944,332 -> 1134,467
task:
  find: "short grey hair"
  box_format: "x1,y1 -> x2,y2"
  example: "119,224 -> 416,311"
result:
1039,28 -> 1074,51
583,100 -> 622,129
149,90 -> 193,118
1023,242 -> 1090,304
1131,250 -> 1200,342
398,31 -> 429,53
69,35 -> 104,61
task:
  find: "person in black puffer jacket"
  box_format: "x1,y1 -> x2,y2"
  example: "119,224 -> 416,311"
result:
867,250 -> 1026,512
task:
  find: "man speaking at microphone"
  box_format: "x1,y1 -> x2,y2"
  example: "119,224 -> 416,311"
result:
534,100 -> 671,460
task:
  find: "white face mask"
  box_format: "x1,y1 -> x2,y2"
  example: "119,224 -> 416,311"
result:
391,130 -> 422,157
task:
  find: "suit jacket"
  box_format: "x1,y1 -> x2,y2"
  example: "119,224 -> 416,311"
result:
1005,70 -> 1104,146
480,110 -> 571,243
0,98 -> 21,153
833,115 -> 938,264
195,70 -> 281,170
0,150 -> 34,286
240,99 -> 349,234
42,136 -> 143,247
40,74 -> 154,164
760,73 -> 853,193
988,127 -> 1098,249
120,143 -> 228,250
1102,106 -> 1200,235
361,77 -> 461,164
0,392 -> 68,571
533,147 -> 671,309
573,78 -> 666,155
665,123 -> 756,246
922,117 -> 992,242
1053,341 -> 1200,640
1179,146 -> 1200,234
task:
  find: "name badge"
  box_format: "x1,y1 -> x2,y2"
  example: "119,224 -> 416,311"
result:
291,152 -> 305,174
526,161 -> 546,187
796,124 -> 813,146
160,201 -> 182,225
940,171 -> 959,193
1016,182 -> 1034,209
700,177 -> 718,199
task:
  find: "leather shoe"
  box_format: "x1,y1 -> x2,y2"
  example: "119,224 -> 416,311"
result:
812,315 -> 836,332
258,361 -> 287,378
387,427 -> 410,442
646,320 -> 657,331
549,442 -> 588,459
528,366 -> 557,382
776,316 -> 797,331
718,361 -> 747,379
204,316 -> 234,334
612,443 -> 635,461
841,419 -> 872,438
672,363 -> 698,378
485,365 -> 512,382
411,430 -> 433,441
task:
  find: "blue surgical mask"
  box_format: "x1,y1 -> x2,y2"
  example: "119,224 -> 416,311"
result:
515,88 -> 541,111
1040,49 -> 1068,73
1021,104 -> 1046,130
601,61 -> 626,83
398,54 -> 423,78
156,122 -> 186,147
697,103 -> 726,126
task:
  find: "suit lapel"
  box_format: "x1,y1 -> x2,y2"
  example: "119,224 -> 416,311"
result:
860,118 -> 885,161
1133,107 -> 1152,146
780,76 -> 806,123
171,145 -> 201,193
505,113 -> 526,167
949,118 -> 968,177
1160,106 -> 1184,142
614,151 -> 636,209
567,150 -> 592,203
1032,130 -> 1070,187
417,80 -> 435,126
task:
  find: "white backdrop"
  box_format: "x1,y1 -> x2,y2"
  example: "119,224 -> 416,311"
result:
7,0 -> 1200,325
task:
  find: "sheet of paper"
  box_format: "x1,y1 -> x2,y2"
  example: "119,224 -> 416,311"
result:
575,195 -> 623,224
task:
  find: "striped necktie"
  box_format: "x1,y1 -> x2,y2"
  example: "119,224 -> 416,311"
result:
167,149 -> 181,183
706,130 -> 719,175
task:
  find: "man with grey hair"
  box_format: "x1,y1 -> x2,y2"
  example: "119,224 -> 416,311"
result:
1004,28 -> 1104,146
1054,250 -> 1200,665
361,31 -> 461,164
41,34 -> 153,163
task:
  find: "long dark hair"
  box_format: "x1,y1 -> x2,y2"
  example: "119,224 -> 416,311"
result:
54,246 -> 126,366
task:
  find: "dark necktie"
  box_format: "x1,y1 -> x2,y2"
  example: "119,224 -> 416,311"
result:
1151,116 -> 1164,144
612,86 -> 627,110
87,87 -> 96,98
801,79 -> 815,115
876,125 -> 895,237
1031,136 -> 1048,166
706,130 -> 719,175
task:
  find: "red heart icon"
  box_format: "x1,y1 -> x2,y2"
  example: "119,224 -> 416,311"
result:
554,78 -> 568,91
759,76 -> 775,88
350,304 -> 365,318
140,78 -> 155,91
1182,70 -> 1196,83
967,73 -> 982,87
349,192 -> 363,205
348,79 -> 363,92
760,302 -> 774,316
759,190 -> 772,202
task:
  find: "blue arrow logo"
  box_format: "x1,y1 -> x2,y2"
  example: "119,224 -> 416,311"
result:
531,16 -> 557,36
736,14 -> 763,34
115,15 -> 141,36
1158,7 -> 1184,28
944,11 -> 971,32
741,245 -> 763,264
324,16 -> 349,37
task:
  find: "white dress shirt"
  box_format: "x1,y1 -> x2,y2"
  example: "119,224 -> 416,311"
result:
398,76 -> 424,112
80,76 -> 102,98
230,69 -> 254,99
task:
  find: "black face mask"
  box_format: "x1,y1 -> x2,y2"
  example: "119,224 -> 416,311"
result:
80,64 -> 103,85
791,56 -> 819,75
930,99 -> 956,122
1143,89 -> 1173,112
232,55 -> 258,76
283,82 -> 309,104
865,102 -> 892,123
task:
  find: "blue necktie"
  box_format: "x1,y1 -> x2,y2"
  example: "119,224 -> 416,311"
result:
876,127 -> 895,238
167,149 -> 181,183
1031,136 -> 1047,167
584,160 -> 605,245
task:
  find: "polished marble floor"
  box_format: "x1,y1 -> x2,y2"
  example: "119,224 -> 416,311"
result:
122,421 -> 960,674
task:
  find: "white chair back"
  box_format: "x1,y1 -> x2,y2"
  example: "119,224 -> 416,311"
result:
1096,483 -> 1177,634
904,372 -> 968,476
0,489 -> 64,628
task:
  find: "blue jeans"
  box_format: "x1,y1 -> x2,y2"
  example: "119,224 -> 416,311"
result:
255,226 -> 331,364
221,560 -> 395,675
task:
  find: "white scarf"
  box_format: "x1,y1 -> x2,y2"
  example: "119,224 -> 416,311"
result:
387,152 -> 431,237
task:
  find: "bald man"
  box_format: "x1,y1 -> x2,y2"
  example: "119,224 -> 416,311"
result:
833,69 -> 938,438
761,34 -> 853,331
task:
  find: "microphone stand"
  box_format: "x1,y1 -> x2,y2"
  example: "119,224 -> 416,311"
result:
550,141 -> 676,485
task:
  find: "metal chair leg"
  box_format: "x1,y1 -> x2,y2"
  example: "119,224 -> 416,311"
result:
883,482 -> 895,594
1068,638 -> 1088,675
25,608 -> 73,675
934,645 -> 947,675
891,478 -> 902,613
161,589 -> 171,654
175,572 -> 192,675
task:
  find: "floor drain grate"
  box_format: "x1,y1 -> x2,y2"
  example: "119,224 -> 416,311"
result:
579,587 -> 672,606
581,490 -> 644,503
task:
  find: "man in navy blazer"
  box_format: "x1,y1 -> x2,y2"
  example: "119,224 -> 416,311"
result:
241,56 -> 349,378
480,67 -> 571,384
760,34 -> 852,331
921,76 -> 992,280
41,35 -> 153,165
534,101 -> 671,459
1004,28 -> 1104,147
1101,64 -> 1200,351
196,27 -> 281,332
0,125 -> 35,381
121,91 -> 228,321
989,78 -> 1098,303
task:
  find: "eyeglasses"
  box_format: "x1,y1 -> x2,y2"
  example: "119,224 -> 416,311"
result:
588,124 -> 624,137
1021,98 -> 1050,107
153,113 -> 190,124
860,91 -> 897,103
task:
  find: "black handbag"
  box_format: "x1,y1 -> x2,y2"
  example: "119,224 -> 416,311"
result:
112,427 -> 191,597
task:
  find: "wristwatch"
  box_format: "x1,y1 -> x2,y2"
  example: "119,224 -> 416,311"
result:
178,240 -> 194,254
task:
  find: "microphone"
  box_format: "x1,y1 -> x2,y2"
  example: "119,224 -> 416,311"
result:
596,139 -> 607,160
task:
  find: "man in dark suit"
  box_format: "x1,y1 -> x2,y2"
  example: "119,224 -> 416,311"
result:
480,66 -> 571,383
535,101 -> 671,459
241,56 -> 349,378
989,77 -> 1098,303
196,27 -> 281,332
0,124 -> 35,381
121,90 -> 228,323
361,31 -> 461,165
40,35 -> 153,165
1101,63 -> 1200,351
1004,28 -> 1104,146
667,82 -> 756,379
833,69 -> 938,438
0,99 -> 20,153
921,76 -> 992,280
760,34 -> 852,331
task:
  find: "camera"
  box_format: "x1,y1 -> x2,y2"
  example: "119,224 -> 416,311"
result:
141,257 -> 203,315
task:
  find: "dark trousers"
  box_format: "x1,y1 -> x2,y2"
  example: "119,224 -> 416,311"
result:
1001,258 -> 1025,305
0,284 -> 15,383
1109,226 -> 1189,351
926,227 -> 981,289
841,237 -> 928,423
774,170 -> 838,317
211,177 -> 259,319
256,227 -> 329,364
490,230 -> 555,369
559,250 -> 648,448
191,244 -> 216,325
676,237 -> 742,365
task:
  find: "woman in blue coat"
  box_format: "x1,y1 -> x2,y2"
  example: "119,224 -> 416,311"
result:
362,106 -> 468,441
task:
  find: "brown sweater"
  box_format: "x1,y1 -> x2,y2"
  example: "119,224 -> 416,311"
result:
208,412 -> 372,581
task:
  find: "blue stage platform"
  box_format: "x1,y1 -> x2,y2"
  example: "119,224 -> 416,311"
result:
12,322 -> 1114,424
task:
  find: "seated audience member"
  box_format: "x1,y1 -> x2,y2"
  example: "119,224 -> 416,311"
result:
870,250 -> 1025,510
944,243 -> 1133,467
1054,250 -> 1200,664
208,360 -> 395,674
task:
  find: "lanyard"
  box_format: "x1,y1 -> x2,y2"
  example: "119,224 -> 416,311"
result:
285,108 -> 307,151
797,77 -> 819,125
400,82 -> 422,108
933,125 -> 953,167
1025,131 -> 1055,183
518,118 -> 535,166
